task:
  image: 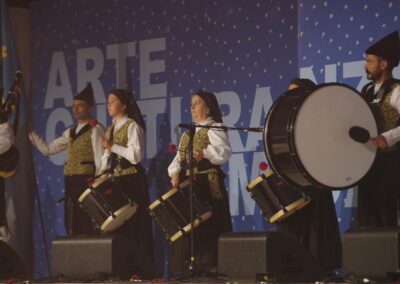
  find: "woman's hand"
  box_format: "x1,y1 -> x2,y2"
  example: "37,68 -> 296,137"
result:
101,138 -> 113,151
193,150 -> 204,160
170,173 -> 179,188
100,173 -> 109,180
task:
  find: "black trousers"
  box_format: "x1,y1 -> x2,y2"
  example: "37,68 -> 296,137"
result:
357,153 -> 400,227
64,175 -> 98,235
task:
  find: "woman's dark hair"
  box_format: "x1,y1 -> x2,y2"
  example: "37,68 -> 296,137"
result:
193,90 -> 223,123
109,89 -> 146,131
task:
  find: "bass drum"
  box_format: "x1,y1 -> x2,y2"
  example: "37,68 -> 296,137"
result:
264,83 -> 377,190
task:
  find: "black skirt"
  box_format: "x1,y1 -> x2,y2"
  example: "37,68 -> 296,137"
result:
276,189 -> 342,271
112,165 -> 155,266
169,168 -> 232,275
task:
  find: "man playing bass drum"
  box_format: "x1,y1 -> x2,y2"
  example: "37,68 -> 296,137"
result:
358,31 -> 400,227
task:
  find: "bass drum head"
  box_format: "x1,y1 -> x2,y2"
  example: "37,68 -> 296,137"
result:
293,84 -> 377,189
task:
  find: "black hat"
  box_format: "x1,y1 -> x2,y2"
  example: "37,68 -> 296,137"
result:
365,31 -> 400,67
74,83 -> 94,105
194,90 -> 223,123
289,78 -> 317,92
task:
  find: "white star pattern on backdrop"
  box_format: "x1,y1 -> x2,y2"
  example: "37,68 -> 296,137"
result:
30,0 -> 400,277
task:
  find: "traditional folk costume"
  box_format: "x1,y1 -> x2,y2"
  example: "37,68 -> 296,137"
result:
167,91 -> 232,275
358,31 -> 400,227
276,78 -> 342,271
99,89 -> 154,273
29,83 -> 105,235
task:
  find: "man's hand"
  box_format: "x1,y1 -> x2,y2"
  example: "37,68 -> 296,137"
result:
371,135 -> 388,149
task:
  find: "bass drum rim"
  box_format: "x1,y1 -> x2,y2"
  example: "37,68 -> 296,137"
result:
263,82 -> 378,191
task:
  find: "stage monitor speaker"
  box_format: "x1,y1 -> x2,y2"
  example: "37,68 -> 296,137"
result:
343,227 -> 400,280
52,234 -> 154,280
0,240 -> 27,279
218,232 -> 325,282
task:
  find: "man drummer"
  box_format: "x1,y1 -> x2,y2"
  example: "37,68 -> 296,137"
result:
358,31 -> 400,227
28,83 -> 105,235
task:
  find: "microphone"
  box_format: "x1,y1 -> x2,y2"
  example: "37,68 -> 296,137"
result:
349,126 -> 370,143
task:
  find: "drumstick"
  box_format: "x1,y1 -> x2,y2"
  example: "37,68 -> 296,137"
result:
168,144 -> 189,154
89,118 -> 105,138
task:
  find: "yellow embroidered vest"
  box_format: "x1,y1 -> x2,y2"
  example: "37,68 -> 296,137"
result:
64,126 -> 95,176
106,119 -> 137,177
374,82 -> 400,152
178,122 -> 223,199
179,122 -> 214,164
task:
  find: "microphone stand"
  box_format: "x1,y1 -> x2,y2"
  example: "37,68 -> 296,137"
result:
177,123 -> 262,278
188,124 -> 196,274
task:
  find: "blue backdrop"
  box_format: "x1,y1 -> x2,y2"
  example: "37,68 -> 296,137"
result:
30,0 -> 400,277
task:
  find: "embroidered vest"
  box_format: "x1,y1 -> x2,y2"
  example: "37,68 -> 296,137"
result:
106,119 -> 137,177
64,124 -> 95,176
178,122 -> 224,199
362,79 -> 400,153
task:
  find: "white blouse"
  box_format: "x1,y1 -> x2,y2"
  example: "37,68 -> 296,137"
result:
0,122 -> 14,155
29,121 -> 105,175
100,115 -> 145,173
168,117 -> 231,177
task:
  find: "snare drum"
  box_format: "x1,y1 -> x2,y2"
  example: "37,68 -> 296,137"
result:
79,176 -> 138,233
264,83 -> 377,190
247,170 -> 310,223
148,179 -> 212,242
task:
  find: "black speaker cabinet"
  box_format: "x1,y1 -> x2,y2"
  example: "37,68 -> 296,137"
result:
0,240 -> 27,279
343,227 -> 400,280
52,234 -> 154,280
218,232 -> 325,282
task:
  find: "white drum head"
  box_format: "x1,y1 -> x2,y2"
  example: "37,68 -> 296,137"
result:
294,84 -> 377,188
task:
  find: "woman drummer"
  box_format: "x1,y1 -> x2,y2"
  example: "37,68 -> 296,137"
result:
276,78 -> 342,273
168,90 -> 232,276
99,89 -> 154,274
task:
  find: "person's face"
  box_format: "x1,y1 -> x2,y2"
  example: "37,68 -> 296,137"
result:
288,83 -> 299,90
191,95 -> 210,123
72,99 -> 92,120
364,54 -> 387,82
107,93 -> 126,118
